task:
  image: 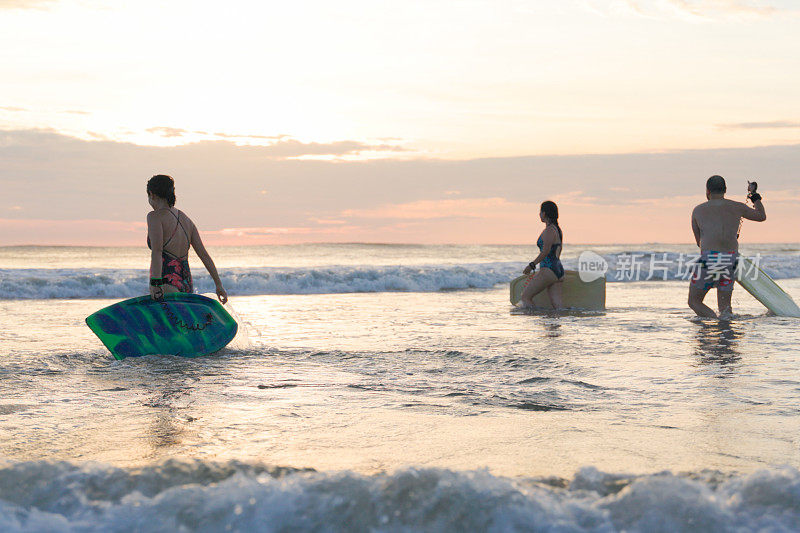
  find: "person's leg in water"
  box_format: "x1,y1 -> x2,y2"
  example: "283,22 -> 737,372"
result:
714,265 -> 735,317
545,278 -> 563,309
688,285 -> 716,318
717,287 -> 733,317
521,268 -> 558,308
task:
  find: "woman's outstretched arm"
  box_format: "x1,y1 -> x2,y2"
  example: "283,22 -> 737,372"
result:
190,224 -> 228,303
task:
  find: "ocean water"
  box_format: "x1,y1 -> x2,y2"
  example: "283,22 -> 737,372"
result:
1,244 -> 800,532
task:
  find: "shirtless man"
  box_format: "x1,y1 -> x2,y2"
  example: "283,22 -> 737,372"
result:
688,175 -> 766,318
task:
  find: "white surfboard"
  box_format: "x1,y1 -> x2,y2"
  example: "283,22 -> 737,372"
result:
510,270 -> 605,310
736,256 -> 800,317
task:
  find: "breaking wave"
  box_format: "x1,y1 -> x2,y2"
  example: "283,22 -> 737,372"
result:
0,460 -> 798,532
1,252 -> 798,299
0,264 -> 517,299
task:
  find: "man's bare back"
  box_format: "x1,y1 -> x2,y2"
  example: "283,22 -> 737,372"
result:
691,198 -> 763,252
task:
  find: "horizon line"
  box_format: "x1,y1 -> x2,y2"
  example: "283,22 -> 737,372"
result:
2,241 -> 798,249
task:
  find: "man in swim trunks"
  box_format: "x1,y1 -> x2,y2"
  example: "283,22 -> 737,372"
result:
688,175 -> 766,318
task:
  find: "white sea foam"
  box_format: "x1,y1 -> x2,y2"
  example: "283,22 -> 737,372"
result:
0,460 -> 798,532
0,264 -> 518,299
1,253 -> 798,299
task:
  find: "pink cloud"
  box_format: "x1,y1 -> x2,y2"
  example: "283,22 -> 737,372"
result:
342,197 -> 517,220
310,218 -> 348,225
216,227 -> 314,236
199,224 -> 364,244
340,193 -> 601,222
332,193 -> 800,244
0,218 -> 146,246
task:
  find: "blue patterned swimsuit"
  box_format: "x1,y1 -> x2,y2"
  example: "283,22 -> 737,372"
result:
536,231 -> 564,279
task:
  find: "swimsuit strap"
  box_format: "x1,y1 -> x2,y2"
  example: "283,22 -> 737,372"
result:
538,226 -> 562,257
537,236 -> 561,253
172,210 -> 191,243
161,210 -> 179,247
540,225 -> 560,257
163,210 -> 190,258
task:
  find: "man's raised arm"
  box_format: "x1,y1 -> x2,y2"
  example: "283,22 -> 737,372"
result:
741,199 -> 766,222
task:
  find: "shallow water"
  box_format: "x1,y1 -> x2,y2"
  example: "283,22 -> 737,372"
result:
2,282 -> 800,476
1,244 -> 800,531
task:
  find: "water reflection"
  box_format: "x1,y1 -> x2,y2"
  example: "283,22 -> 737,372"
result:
693,319 -> 742,370
542,321 -> 562,338
142,382 -> 193,454
89,356 -> 213,459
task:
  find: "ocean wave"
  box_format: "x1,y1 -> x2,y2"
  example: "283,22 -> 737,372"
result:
1,253 -> 798,299
0,460 -> 798,532
0,264 -> 518,299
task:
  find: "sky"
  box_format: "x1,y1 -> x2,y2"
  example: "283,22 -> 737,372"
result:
1,0 -> 799,245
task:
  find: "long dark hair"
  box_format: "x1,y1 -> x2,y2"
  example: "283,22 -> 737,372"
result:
540,200 -> 562,243
147,174 -> 176,207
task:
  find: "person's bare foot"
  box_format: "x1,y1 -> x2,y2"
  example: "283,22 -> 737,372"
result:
719,306 -> 734,320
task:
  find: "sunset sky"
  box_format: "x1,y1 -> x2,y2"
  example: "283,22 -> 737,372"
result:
1,0 -> 799,245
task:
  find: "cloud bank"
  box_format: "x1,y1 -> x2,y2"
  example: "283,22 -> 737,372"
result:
719,121 -> 800,129
0,0 -> 55,9
1,129 -> 799,244
583,0 -> 792,20
142,127 -> 405,157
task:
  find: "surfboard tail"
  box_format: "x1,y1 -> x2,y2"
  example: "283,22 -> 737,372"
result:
736,257 -> 800,318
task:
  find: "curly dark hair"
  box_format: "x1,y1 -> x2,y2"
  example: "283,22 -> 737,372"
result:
147,174 -> 176,207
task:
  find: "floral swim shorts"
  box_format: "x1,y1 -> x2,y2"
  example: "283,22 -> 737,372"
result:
690,251 -> 738,292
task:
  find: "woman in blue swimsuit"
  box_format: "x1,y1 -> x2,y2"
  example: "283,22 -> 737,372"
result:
146,174 -> 228,303
520,201 -> 564,309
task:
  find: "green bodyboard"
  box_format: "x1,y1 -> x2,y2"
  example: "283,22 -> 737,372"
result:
85,293 -> 238,360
